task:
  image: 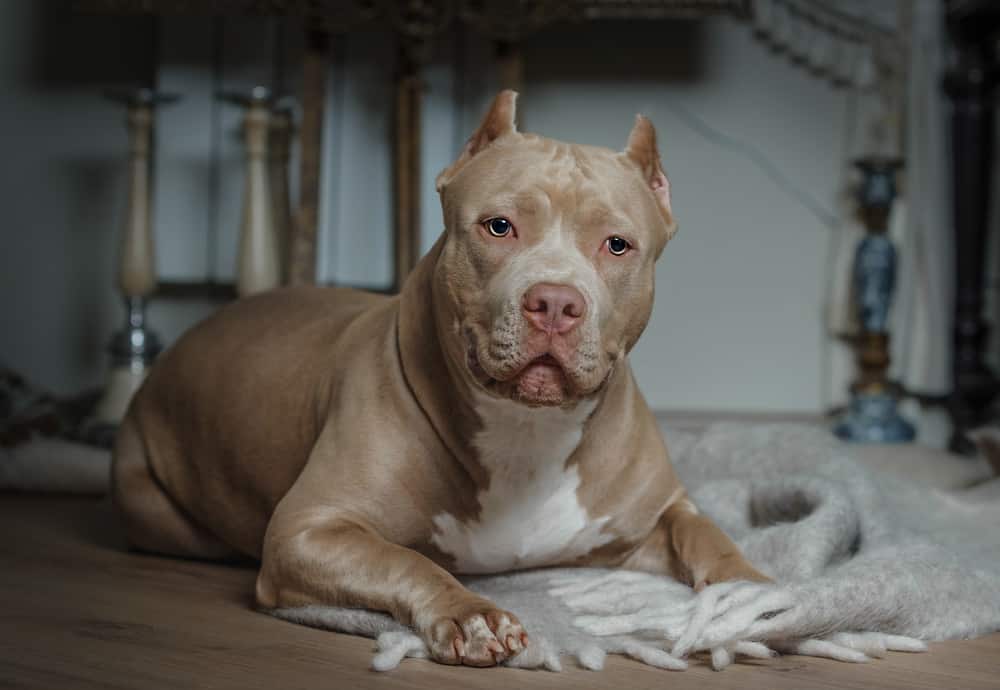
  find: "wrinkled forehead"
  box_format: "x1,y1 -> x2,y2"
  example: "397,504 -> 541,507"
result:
444,136 -> 649,226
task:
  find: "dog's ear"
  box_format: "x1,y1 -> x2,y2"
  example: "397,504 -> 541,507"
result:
624,115 -> 677,243
436,90 -> 518,192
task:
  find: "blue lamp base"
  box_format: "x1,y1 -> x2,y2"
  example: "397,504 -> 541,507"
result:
834,392 -> 916,443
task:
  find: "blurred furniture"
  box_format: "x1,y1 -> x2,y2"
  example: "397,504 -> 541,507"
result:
270,101 -> 295,283
79,1 -> 902,293
943,0 -> 1000,451
93,88 -> 173,425
78,0 -> 749,292
81,2 -> 948,445
221,87 -> 283,297
834,157 -> 915,443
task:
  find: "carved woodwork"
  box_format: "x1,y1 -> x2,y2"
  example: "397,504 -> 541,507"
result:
269,103 -> 294,283
834,157 -> 915,443
394,54 -> 423,291
288,26 -> 328,286
221,87 -> 282,297
94,89 -> 175,424
78,1 -> 748,292
120,102 -> 157,298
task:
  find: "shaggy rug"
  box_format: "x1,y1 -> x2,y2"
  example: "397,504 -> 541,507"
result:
271,424 -> 1000,672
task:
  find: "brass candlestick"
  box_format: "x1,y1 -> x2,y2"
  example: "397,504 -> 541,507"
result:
834,156 -> 915,443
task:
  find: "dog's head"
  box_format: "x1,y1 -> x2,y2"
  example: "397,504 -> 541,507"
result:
432,91 -> 677,408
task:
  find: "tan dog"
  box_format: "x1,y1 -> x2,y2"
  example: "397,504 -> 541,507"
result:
112,91 -> 769,667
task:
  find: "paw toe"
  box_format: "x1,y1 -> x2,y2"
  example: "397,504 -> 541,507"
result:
426,619 -> 463,665
423,606 -> 529,667
460,614 -> 504,666
485,611 -> 526,655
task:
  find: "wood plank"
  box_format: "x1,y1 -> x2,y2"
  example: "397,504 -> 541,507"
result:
393,54 -> 421,292
1,496 -> 998,689
287,24 -> 325,286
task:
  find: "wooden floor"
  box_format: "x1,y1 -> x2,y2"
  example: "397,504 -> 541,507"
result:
2,495 -> 999,690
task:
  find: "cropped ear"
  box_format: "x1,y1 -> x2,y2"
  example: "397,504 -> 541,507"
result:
624,115 -> 677,242
436,90 -> 519,192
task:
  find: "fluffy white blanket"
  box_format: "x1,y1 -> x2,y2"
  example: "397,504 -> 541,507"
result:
272,424 -> 1000,671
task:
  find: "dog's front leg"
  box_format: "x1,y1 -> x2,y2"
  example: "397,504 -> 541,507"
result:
255,515 -> 527,666
632,496 -> 771,591
665,497 -> 771,589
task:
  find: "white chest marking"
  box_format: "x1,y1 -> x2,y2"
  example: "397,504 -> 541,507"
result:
431,394 -> 613,574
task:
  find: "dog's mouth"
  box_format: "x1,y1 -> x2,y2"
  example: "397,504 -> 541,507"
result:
466,336 -> 574,407
513,354 -> 570,405
525,353 -> 560,369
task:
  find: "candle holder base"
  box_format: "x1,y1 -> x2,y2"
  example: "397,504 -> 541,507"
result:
93,297 -> 161,425
834,392 -> 916,443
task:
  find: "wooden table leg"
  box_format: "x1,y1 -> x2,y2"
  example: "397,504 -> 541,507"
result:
393,49 -> 422,292
269,105 -> 294,284
288,23 -> 328,287
943,11 -> 1000,451
95,89 -> 175,426
233,93 -> 281,298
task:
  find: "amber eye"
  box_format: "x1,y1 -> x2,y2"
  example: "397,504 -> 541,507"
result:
607,236 -> 631,256
485,217 -> 513,237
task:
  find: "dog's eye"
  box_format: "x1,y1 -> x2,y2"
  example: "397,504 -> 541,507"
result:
606,236 -> 631,256
484,217 -> 513,238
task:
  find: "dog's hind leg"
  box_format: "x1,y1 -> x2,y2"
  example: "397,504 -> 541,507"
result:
111,413 -> 238,560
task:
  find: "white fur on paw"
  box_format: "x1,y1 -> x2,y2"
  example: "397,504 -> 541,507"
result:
460,614 -> 502,662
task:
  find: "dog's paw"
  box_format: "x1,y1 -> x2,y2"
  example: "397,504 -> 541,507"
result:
424,606 -> 529,667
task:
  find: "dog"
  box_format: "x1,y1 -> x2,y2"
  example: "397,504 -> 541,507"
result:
111,90 -> 769,667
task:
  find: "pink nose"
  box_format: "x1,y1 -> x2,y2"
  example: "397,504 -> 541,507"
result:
522,283 -> 587,335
